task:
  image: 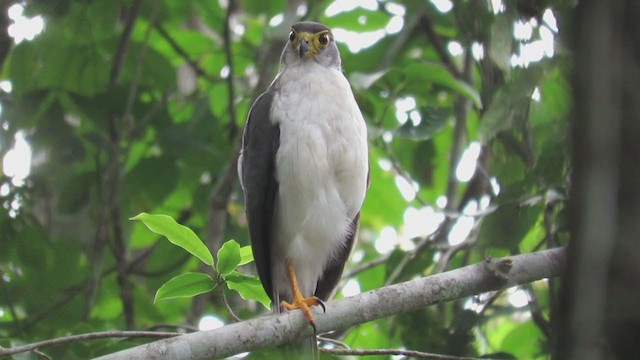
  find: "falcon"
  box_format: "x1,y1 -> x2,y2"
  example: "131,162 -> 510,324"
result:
238,21 -> 368,332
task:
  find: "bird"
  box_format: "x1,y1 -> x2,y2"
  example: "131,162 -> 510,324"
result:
238,21 -> 369,335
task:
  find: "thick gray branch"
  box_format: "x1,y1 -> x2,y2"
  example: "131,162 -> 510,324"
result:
94,248 -> 566,360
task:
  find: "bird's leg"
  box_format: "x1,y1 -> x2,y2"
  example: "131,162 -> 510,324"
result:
281,259 -> 326,333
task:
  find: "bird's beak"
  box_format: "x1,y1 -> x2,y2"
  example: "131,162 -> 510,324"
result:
298,33 -> 318,58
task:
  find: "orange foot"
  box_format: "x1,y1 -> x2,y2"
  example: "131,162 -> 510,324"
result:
282,259 -> 326,333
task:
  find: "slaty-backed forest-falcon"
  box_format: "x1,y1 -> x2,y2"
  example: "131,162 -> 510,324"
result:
238,21 -> 369,330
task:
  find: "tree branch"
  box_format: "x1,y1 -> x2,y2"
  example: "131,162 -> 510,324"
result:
322,347 -> 488,360
222,0 -> 238,138
93,248 -> 566,360
154,24 -> 219,83
84,0 -> 143,323
419,12 -> 461,79
0,331 -> 179,357
105,0 -> 145,330
109,0 -> 142,85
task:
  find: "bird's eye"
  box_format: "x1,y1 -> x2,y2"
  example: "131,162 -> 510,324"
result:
289,31 -> 296,42
318,33 -> 330,46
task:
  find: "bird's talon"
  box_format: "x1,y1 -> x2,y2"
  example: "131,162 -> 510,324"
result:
317,298 -> 326,313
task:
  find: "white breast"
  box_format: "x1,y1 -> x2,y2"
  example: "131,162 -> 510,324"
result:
269,62 -> 368,298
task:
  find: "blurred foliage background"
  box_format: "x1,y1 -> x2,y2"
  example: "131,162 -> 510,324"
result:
0,0 -> 573,358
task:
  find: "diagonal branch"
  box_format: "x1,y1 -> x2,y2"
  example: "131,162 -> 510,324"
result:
419,12 -> 462,79
0,331 -> 179,357
109,0 -> 142,85
322,347 -> 488,359
154,24 -> 219,83
222,0 -> 239,138
93,247 -> 566,360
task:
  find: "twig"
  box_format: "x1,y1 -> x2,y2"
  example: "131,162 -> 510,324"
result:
145,323 -> 199,333
379,140 -> 430,207
343,253 -> 391,279
105,0 -> 145,331
0,3 -> 11,69
109,0 -> 142,84
0,331 -> 179,356
130,250 -> 192,277
154,24 -> 218,82
475,290 -> 504,317
317,336 -> 350,349
33,349 -> 52,360
122,2 -> 159,133
419,13 -> 462,79
85,132 -> 111,318
24,282 -> 86,332
221,285 -> 243,322
436,242 -> 471,273
111,197 -> 134,330
444,50 -> 473,213
384,237 -> 427,286
379,9 -> 427,70
524,283 -> 550,337
321,347 -> 492,359
85,0 -> 142,324
222,0 -> 239,138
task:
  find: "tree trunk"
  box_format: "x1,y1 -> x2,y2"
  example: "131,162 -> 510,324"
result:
558,1 -> 640,358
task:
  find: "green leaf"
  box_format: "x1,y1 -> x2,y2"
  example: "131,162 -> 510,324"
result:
209,83 -> 229,118
154,272 -> 216,302
123,42 -> 176,89
323,8 -> 392,32
8,37 -> 112,96
224,271 -> 271,309
479,64 -> 547,141
489,15 -> 513,74
396,107 -> 450,140
239,246 -> 254,266
241,0 -> 286,16
500,321 -> 544,358
130,213 -> 214,266
361,147 -> 406,227
90,275 -> 123,320
216,240 -> 241,276
403,63 -> 482,109
125,156 -> 179,208
478,203 -> 543,250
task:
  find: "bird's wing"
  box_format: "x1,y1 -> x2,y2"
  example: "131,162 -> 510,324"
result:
314,212 -> 361,301
240,88 -> 280,301
314,164 -> 370,301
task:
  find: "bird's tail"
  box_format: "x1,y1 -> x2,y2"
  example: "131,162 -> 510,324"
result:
272,293 -> 319,359
283,336 -> 318,360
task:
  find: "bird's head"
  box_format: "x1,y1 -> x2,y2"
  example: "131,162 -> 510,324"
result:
281,21 -> 341,70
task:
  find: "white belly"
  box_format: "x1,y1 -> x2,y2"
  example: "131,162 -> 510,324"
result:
269,64 -> 368,299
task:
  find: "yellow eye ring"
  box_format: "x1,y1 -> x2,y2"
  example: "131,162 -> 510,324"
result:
318,33 -> 330,46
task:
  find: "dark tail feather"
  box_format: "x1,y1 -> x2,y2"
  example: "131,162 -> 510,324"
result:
283,336 -> 318,359
272,293 -> 318,359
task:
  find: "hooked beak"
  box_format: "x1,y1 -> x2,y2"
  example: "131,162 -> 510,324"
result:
299,40 -> 310,58
298,34 -> 317,58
